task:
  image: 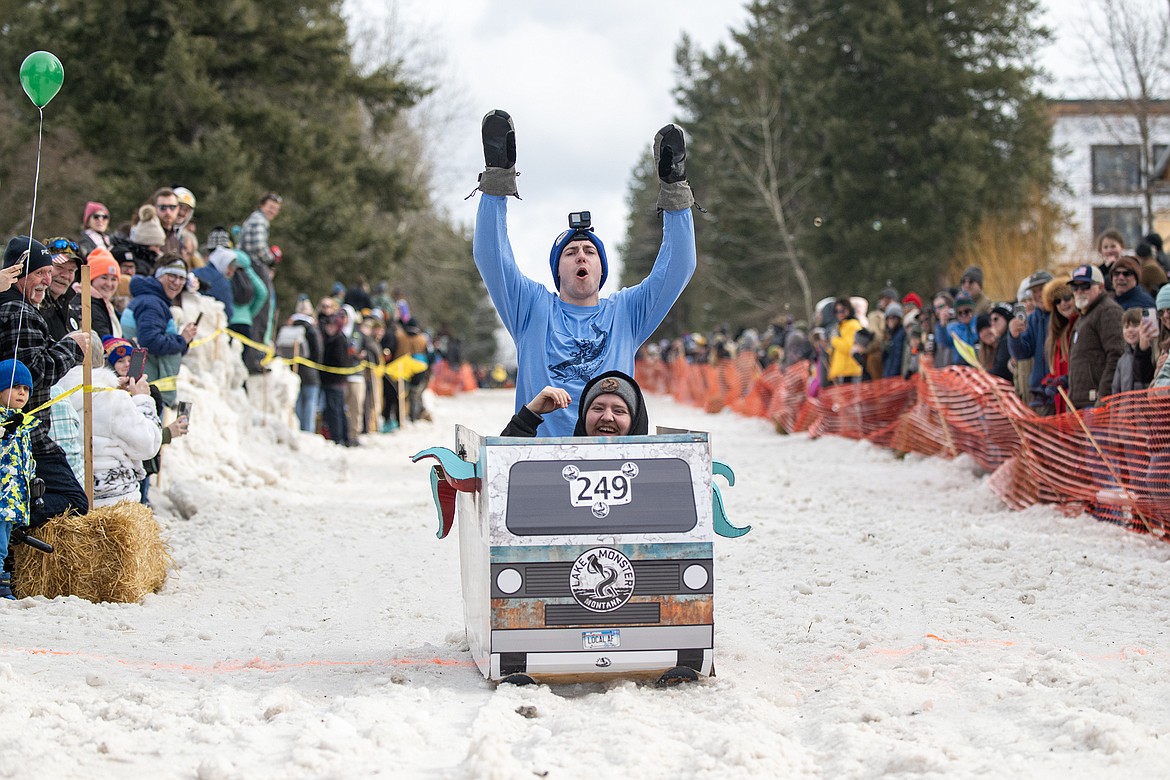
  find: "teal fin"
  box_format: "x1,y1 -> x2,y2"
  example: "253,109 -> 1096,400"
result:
712,460 -> 750,538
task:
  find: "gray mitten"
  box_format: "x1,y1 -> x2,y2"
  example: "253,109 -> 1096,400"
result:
478,167 -> 519,197
476,110 -> 519,197
653,124 -> 694,211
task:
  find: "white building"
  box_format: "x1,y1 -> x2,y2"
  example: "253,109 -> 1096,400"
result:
1049,99 -> 1170,263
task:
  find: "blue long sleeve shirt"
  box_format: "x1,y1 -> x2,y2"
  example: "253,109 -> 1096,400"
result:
473,195 -> 696,437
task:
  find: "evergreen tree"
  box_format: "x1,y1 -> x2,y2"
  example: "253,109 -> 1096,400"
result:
0,0 -> 444,315
629,0 -> 1056,333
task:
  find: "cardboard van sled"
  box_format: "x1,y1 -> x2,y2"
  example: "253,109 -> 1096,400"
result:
412,426 -> 748,685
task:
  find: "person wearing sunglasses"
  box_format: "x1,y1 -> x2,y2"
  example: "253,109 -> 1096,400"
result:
78,201 -> 113,258
1109,253 -> 1155,311
1067,264 -> 1124,409
39,237 -> 83,342
1036,276 -> 1077,415
943,293 -> 979,366
151,187 -> 183,256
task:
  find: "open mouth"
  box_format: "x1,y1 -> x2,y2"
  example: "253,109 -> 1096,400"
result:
576,268 -> 588,278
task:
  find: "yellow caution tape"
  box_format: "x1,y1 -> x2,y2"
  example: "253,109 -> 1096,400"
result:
30,324 -> 431,412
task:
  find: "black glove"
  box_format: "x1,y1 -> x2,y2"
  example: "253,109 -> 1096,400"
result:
654,123 -> 687,183
1041,374 -> 1068,400
476,109 -> 519,198
481,109 -> 515,169
1,411 -> 24,437
653,124 -> 694,212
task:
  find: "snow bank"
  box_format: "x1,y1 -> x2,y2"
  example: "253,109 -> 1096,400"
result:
2,331 -> 1169,778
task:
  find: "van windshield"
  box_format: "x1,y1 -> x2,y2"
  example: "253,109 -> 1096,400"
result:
505,458 -> 698,536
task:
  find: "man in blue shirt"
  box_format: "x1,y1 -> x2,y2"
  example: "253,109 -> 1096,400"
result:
472,110 -> 697,437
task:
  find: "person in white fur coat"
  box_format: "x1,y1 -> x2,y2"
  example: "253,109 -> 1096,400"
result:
60,362 -> 161,507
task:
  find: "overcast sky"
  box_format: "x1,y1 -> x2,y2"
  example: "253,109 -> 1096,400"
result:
349,0 -> 1130,294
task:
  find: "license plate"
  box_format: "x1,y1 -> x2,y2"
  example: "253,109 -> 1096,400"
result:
582,629 -> 620,650
565,463 -> 639,509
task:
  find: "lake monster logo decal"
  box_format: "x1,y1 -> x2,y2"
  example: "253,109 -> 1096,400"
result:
570,547 -> 635,612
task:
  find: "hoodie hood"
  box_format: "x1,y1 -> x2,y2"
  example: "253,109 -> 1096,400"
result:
572,370 -> 649,436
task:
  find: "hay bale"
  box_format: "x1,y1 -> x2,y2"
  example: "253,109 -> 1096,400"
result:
12,502 -> 172,603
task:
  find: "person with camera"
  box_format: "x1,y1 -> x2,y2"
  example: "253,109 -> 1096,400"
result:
471,110 -> 696,437
101,337 -> 188,506
1007,270 -> 1055,411
58,339 -> 162,508
0,237 -> 90,538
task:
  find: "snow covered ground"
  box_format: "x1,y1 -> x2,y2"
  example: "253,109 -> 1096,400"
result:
3,367 -> 1169,779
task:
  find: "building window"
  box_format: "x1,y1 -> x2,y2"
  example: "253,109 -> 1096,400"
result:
1154,144 -> 1169,192
1092,207 -> 1143,247
1091,145 -> 1141,194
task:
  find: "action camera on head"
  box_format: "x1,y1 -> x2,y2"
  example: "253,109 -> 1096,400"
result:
568,211 -> 592,231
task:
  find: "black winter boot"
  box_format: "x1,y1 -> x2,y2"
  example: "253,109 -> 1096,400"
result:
0,571 -> 14,600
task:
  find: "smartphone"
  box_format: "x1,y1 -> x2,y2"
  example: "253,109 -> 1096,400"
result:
174,401 -> 192,421
1142,308 -> 1156,328
194,312 -> 204,327
128,348 -> 148,380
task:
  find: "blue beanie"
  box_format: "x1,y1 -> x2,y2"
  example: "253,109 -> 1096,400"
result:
548,229 -> 608,291
0,359 -> 33,393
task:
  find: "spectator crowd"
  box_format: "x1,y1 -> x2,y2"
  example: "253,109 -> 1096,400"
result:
646,229 -> 1170,417
0,187 -> 446,598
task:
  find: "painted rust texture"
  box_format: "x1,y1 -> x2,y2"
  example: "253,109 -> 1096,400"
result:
491,595 -> 712,629
659,595 -> 713,625
492,599 -> 545,629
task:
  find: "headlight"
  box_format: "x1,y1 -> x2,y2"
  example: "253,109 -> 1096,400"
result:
496,568 -> 523,595
682,564 -> 709,590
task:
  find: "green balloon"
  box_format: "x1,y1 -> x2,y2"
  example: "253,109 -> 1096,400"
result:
19,51 -> 64,109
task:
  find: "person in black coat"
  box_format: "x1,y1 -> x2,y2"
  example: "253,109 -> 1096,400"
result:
318,313 -> 354,446
40,237 -> 82,341
501,370 -> 649,438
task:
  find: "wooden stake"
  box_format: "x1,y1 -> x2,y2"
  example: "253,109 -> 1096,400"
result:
399,376 -> 407,427
80,266 -> 93,509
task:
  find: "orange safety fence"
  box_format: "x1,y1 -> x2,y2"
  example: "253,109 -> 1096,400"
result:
635,356 -> 1170,539
428,360 -> 480,396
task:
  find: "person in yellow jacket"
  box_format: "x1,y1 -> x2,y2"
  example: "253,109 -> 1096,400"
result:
828,297 -> 863,383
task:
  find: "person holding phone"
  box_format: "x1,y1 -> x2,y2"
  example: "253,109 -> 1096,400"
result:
0,236 -> 90,541
102,337 -> 187,505
1112,308 -> 1157,395
120,255 -> 197,407
59,340 -> 162,507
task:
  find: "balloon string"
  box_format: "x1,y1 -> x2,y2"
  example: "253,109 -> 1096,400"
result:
6,109 -> 45,388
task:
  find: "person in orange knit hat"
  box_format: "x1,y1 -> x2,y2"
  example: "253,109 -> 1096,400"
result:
69,247 -> 123,340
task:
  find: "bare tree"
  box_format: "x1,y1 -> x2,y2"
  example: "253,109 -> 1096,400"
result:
1076,0 -> 1170,231
712,78 -> 817,324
